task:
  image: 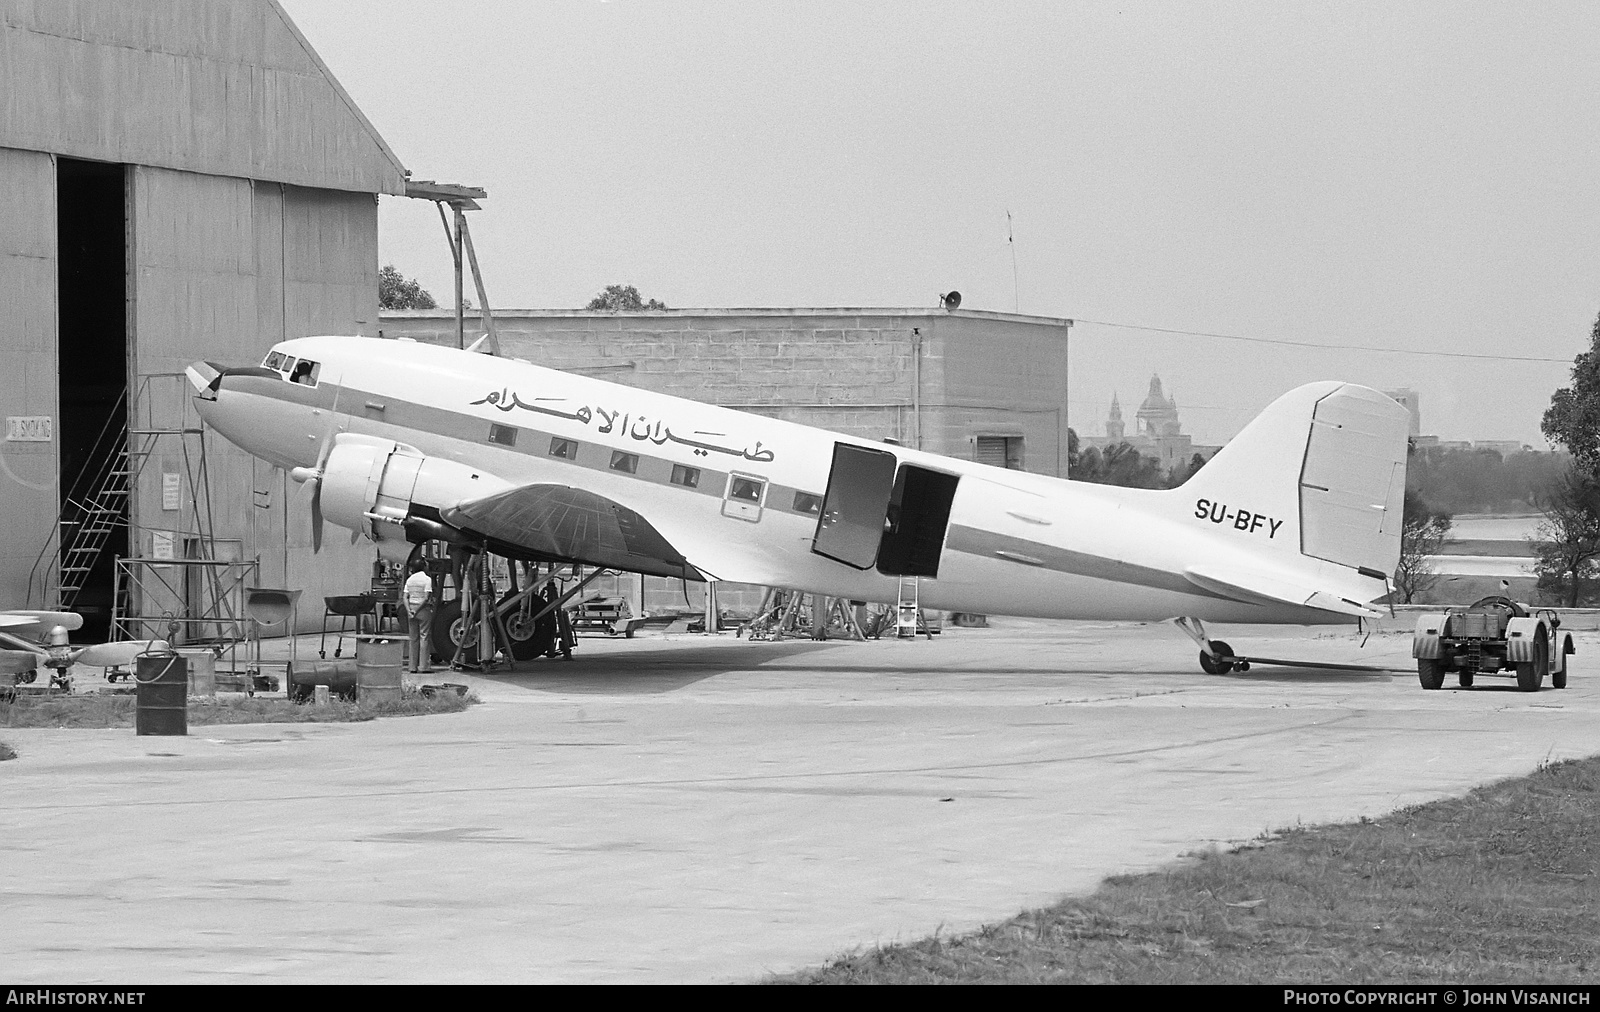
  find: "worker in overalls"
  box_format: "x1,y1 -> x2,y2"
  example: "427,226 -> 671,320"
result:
403,559 -> 435,674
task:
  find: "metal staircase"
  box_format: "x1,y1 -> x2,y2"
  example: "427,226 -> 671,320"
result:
26,389 -> 134,610
56,440 -> 138,610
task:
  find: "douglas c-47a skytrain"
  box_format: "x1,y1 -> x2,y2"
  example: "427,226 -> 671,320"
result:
186,335 -> 1409,672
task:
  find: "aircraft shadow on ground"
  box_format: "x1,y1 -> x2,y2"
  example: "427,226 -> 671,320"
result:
473,640 -> 837,695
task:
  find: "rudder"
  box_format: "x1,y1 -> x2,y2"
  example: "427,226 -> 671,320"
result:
1178,382 -> 1408,575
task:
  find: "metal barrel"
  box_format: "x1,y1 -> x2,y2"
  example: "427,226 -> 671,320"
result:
289,660 -> 357,702
355,634 -> 404,706
178,649 -> 215,697
135,651 -> 188,736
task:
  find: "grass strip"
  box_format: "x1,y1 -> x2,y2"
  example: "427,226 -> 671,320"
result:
777,757 -> 1600,984
0,685 -> 478,730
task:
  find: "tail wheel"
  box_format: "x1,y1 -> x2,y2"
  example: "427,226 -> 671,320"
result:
1515,628 -> 1547,692
1418,658 -> 1445,690
431,598 -> 480,666
1199,639 -> 1235,675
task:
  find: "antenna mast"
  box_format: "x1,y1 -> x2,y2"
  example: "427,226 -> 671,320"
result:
1007,209 -> 1019,313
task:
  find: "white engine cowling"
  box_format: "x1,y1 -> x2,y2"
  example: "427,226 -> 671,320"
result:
317,434 -> 512,557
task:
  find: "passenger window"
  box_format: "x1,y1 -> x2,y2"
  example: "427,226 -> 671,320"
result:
793,491 -> 822,515
670,464 -> 700,488
722,473 -> 767,522
609,451 -> 639,474
549,437 -> 578,460
488,424 -> 517,447
288,359 -> 319,385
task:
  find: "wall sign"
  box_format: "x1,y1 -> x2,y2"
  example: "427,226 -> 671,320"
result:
5,416 -> 52,442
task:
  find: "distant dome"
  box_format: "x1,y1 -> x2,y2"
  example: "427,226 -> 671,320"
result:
1138,375 -> 1170,415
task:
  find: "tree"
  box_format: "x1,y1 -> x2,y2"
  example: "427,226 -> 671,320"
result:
1393,490 -> 1453,604
586,284 -> 666,311
1542,310 -> 1600,473
1532,467 -> 1600,607
378,264 -> 437,310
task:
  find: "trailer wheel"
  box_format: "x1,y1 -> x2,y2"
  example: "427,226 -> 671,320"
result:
1515,628 -> 1547,692
1458,670 -> 1474,688
1553,633 -> 1571,689
1199,640 -> 1235,675
1418,658 -> 1445,690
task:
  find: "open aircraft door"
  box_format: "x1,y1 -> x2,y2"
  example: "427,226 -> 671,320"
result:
811,442 -> 960,577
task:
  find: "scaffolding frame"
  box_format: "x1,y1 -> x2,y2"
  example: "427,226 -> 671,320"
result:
106,372 -> 253,660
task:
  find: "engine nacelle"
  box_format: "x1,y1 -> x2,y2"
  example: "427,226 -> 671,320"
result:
317,434 -> 513,557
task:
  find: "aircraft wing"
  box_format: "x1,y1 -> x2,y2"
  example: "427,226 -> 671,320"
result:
1183,565 -> 1381,619
440,484 -> 704,581
0,611 -> 85,634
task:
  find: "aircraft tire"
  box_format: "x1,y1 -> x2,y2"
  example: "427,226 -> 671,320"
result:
1515,629 -> 1547,692
1458,670 -> 1474,688
1417,658 -> 1445,690
502,592 -> 556,662
1199,640 -> 1234,675
432,599 -> 480,667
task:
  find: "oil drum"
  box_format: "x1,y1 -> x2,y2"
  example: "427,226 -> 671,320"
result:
355,634 -> 404,705
135,651 -> 187,736
289,660 -> 357,702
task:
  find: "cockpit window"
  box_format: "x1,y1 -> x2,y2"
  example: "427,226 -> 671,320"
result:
261,351 -> 290,371
287,359 -> 320,385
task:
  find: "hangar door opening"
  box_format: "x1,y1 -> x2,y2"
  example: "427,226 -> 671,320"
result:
56,158 -> 129,641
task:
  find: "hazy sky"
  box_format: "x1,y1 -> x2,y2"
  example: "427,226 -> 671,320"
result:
280,0 -> 1600,447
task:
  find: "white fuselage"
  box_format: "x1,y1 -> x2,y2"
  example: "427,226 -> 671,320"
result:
192,336 -> 1390,625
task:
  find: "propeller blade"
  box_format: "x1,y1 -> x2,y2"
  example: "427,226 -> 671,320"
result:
311,480 -> 324,553
75,640 -> 169,668
308,376 -> 343,556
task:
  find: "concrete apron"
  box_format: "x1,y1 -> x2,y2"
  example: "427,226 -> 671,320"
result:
4,620 -> 1598,983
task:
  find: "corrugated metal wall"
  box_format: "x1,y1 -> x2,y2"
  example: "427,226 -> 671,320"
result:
128,168 -> 380,631
0,1 -> 400,631
0,0 -> 405,195
0,147 -> 60,607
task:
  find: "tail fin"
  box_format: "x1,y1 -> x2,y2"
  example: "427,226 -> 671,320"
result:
1179,382 -> 1409,576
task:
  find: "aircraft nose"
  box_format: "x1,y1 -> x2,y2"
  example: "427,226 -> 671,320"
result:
185,360 -> 223,399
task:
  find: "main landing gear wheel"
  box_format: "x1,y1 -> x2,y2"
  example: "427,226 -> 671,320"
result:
1418,658 -> 1445,690
1199,640 -> 1236,675
503,592 -> 556,662
431,598 -> 480,667
1515,628 -> 1547,692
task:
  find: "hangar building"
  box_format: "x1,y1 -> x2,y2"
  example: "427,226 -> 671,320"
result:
0,0 -> 402,637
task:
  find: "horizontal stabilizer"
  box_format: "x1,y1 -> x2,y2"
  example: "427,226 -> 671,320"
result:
1184,565 -> 1380,618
